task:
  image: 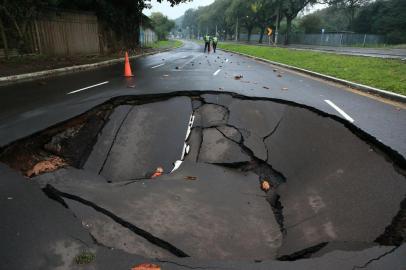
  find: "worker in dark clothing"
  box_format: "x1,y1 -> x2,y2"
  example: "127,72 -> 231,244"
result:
212,36 -> 218,53
204,34 -> 211,53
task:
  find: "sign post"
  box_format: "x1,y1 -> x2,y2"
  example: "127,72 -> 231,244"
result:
267,27 -> 273,46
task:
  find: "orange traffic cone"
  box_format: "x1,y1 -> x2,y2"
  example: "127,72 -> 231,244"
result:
124,52 -> 133,77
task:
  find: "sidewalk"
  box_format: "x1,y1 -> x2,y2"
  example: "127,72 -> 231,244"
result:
0,48 -> 154,77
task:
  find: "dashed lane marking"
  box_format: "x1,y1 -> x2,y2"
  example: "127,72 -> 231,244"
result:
67,81 -> 109,95
151,63 -> 165,69
325,100 -> 355,123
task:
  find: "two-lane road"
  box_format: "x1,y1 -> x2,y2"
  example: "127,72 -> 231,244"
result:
0,40 -> 405,158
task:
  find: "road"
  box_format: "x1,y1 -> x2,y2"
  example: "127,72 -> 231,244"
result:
0,40 -> 405,157
1,40 -> 405,269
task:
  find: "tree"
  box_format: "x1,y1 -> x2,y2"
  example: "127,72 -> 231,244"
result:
323,0 -> 371,30
281,0 -> 317,44
150,12 -> 175,40
299,13 -> 323,33
0,0 -> 54,53
0,0 -> 190,52
353,0 -> 406,44
226,0 -> 258,41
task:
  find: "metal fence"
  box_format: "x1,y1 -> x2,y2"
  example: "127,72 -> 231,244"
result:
285,33 -> 386,46
234,32 -> 386,46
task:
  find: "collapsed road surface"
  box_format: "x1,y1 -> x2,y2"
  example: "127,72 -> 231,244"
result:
1,92 -> 405,269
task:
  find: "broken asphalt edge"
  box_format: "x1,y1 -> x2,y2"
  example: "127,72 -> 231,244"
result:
2,91 -> 405,171
220,48 -> 406,103
0,42 -> 184,87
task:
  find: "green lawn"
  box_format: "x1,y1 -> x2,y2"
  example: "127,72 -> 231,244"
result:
219,43 -> 406,95
151,40 -> 183,49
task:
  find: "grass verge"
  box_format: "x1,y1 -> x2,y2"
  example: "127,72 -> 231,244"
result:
219,43 -> 406,95
150,40 -> 183,49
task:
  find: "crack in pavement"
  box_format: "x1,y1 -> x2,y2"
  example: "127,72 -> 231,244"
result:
97,106 -> 134,175
262,117 -> 284,163
351,245 -> 400,269
43,184 -> 190,258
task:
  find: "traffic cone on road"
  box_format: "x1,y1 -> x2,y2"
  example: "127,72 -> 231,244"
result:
124,52 -> 133,77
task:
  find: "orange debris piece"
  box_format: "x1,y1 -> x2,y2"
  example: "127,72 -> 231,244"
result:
131,263 -> 161,270
261,180 -> 271,192
26,157 -> 66,177
151,166 -> 164,178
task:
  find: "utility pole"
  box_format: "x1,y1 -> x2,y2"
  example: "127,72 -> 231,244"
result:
275,7 -> 279,45
235,17 -> 239,42
216,25 -> 218,36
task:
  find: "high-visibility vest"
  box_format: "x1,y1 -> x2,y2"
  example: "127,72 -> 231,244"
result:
204,35 -> 209,42
213,37 -> 218,43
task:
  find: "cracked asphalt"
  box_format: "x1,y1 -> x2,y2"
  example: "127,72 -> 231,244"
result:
1,40 -> 405,269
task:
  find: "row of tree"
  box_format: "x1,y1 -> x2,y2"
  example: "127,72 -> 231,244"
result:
0,0 -> 184,53
180,0 -> 405,44
300,0 -> 406,43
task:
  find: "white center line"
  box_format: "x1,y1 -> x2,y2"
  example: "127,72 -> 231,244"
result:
213,69 -> 222,76
325,100 -> 354,123
67,81 -> 109,95
151,63 -> 165,69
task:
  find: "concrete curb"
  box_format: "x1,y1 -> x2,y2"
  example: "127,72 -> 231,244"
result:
221,48 -> 406,103
0,44 -> 183,87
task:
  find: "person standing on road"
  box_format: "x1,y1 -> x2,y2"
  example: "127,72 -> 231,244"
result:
204,34 -> 211,53
212,36 -> 218,53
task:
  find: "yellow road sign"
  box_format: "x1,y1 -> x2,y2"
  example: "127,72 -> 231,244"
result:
267,27 -> 273,36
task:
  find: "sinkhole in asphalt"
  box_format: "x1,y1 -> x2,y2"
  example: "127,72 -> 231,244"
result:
0,92 -> 405,261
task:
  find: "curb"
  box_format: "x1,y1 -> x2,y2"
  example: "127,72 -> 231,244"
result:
0,44 -> 183,87
221,48 -> 406,103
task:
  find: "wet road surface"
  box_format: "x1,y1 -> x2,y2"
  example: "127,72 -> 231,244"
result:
0,41 -> 405,269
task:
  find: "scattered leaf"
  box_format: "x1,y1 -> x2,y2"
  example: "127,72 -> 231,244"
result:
234,74 -> 243,80
184,176 -> 197,181
131,263 -> 161,270
277,74 -> 282,78
263,86 -> 270,89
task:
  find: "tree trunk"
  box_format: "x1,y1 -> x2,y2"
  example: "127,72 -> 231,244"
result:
247,27 -> 253,42
259,26 -> 265,43
285,17 -> 292,45
0,16 -> 8,59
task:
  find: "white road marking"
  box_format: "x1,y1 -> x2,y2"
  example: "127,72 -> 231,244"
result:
171,114 -> 195,173
151,63 -> 165,69
226,59 -> 229,63
67,81 -> 109,95
213,69 -> 222,76
325,100 -> 354,123
179,55 -> 201,69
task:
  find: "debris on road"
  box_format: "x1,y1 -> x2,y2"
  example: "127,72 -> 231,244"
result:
282,87 -> 288,91
127,84 -> 136,88
151,166 -> 164,178
273,69 -> 278,72
234,74 -> 243,80
163,74 -> 169,77
261,180 -> 271,192
277,74 -> 283,78
184,176 -> 197,181
175,66 -> 179,69
263,86 -> 270,90
132,263 -> 161,270
26,157 -> 66,177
